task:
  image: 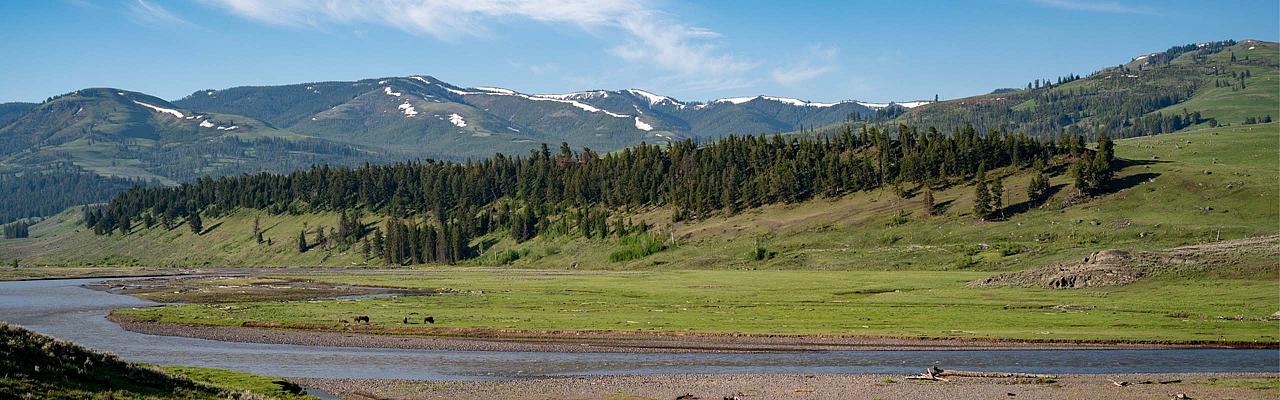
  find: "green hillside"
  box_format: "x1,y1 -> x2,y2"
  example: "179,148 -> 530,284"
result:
5,123 -> 1276,273
1152,39 -> 1278,124
864,40 -> 1279,139
0,88 -> 390,183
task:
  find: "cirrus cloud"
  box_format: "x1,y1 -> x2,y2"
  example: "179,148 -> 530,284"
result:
770,44 -> 840,85
203,0 -> 756,90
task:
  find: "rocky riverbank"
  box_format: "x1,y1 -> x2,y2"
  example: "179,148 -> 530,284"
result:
296,373 -> 1280,400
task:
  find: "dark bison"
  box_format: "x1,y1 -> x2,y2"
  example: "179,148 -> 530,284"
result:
424,316 -> 435,324
354,315 -> 370,323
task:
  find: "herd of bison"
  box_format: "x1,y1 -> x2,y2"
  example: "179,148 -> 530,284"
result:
338,315 -> 435,324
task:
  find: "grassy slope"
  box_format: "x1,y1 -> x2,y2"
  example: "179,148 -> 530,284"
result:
5,123 -> 1278,273
0,323 -> 312,399
86,123 -> 1280,343
1153,41 -> 1280,125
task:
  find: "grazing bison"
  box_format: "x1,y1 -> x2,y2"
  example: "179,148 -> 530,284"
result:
354,315 -> 370,323
424,316 -> 435,324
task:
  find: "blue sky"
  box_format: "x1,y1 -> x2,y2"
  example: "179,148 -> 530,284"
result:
1,0 -> 1276,104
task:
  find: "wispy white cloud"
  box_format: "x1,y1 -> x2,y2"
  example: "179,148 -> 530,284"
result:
127,0 -> 191,27
508,60 -> 559,75
203,0 -> 756,90
770,45 -> 839,85
1030,0 -> 1156,15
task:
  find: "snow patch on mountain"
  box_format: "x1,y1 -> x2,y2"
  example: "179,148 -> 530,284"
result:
398,102 -> 418,117
634,117 -> 653,131
540,90 -> 609,101
710,95 -> 840,108
448,113 -> 467,127
406,78 -> 631,118
626,89 -> 680,106
857,100 -> 932,109
760,96 -> 836,107
384,87 -> 403,97
713,96 -> 760,105
475,87 -> 516,95
199,120 -> 215,128
132,100 -> 184,118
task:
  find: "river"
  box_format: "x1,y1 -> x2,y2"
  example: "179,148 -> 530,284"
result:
0,277 -> 1275,380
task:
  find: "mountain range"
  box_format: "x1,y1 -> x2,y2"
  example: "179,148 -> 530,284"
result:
0,76 -> 933,181
0,38 -> 1275,224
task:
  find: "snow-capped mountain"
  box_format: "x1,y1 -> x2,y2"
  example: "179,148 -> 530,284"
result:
172,75 -> 927,158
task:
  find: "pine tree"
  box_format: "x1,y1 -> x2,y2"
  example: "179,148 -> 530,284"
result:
922,188 -> 936,216
371,228 -> 386,263
117,213 -> 130,235
989,177 -> 1004,219
1096,131 -> 1114,165
1028,171 -> 1050,203
252,215 -> 261,243
188,212 -> 203,235
297,229 -> 308,253
973,166 -> 991,220
313,226 -> 327,251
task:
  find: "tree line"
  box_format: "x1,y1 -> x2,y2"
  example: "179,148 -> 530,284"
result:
85,123 -> 1109,264
0,165 -> 151,224
2,220 -> 32,239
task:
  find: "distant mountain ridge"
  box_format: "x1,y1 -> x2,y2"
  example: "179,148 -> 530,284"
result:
171,76 -> 931,158
0,77 -> 928,223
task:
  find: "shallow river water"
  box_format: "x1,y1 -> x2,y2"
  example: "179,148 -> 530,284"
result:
0,277 -> 1275,380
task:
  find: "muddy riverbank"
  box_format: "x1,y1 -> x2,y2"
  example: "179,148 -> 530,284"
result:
298,373 -> 1280,400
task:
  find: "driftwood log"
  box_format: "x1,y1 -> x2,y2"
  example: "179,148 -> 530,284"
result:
905,367 -> 1055,382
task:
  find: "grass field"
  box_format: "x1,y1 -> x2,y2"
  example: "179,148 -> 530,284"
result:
113,267 -> 1278,343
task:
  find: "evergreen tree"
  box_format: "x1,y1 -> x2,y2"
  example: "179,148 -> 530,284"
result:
297,229 -> 307,253
313,226 -> 327,251
922,188 -> 936,216
117,213 -> 130,235
252,215 -> 261,243
1028,171 -> 1050,203
188,212 -> 203,235
973,166 -> 991,220
989,177 -> 1004,219
371,228 -> 386,263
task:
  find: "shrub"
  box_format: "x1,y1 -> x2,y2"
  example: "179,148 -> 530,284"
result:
608,233 -> 667,262
887,210 -> 911,226
752,241 -> 777,261
490,249 -> 526,265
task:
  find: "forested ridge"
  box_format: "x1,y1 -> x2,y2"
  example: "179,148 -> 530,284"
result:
83,123 -> 1107,265
0,165 -> 152,224
883,40 -> 1273,138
